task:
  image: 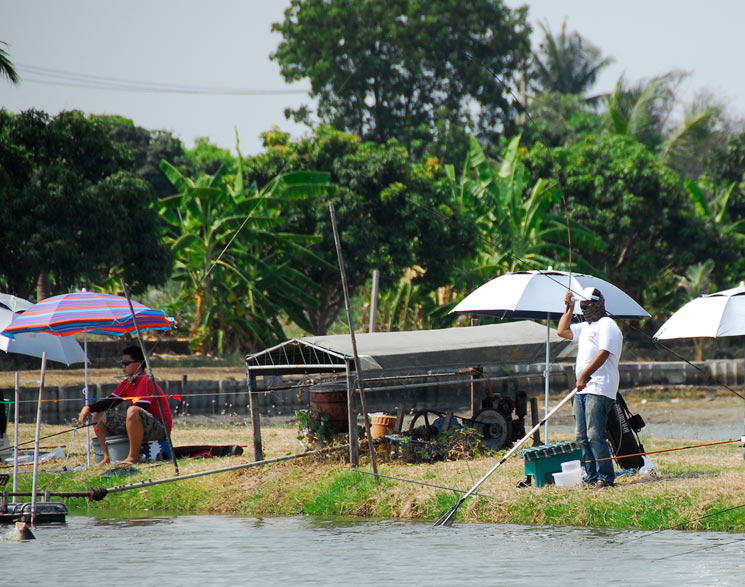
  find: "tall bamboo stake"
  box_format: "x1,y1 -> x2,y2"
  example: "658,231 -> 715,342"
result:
12,372 -> 19,494
329,203 -> 377,476
31,353 -> 47,525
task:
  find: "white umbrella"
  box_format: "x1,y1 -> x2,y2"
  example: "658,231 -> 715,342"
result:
452,270 -> 649,441
653,282 -> 745,340
0,295 -> 87,366
653,281 -> 745,455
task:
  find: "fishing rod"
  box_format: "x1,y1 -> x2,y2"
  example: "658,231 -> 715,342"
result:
619,502 -> 745,548
351,468 -> 493,498
2,444 -> 350,504
584,438 -> 741,464
434,387 -> 578,527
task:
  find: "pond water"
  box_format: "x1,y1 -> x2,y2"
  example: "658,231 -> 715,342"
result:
3,515 -> 744,586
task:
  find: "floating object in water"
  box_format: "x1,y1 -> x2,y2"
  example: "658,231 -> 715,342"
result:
11,521 -> 35,540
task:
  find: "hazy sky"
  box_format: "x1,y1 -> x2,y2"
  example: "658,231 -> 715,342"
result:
2,0 -> 742,155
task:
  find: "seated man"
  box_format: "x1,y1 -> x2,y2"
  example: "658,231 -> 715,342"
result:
79,345 -> 172,465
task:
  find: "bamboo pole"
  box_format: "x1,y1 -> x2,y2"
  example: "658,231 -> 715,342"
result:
328,202 -> 377,477
12,372 -> 19,494
31,353 -> 47,525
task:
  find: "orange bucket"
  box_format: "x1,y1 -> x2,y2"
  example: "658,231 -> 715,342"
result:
370,414 -> 397,439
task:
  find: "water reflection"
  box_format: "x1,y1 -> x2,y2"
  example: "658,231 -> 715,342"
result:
2,515 -> 744,586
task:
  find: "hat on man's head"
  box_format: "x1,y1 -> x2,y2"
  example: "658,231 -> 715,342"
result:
576,286 -> 602,302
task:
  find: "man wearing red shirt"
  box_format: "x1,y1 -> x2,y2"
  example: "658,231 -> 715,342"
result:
79,345 -> 172,465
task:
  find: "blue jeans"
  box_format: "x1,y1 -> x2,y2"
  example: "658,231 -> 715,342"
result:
573,393 -> 615,484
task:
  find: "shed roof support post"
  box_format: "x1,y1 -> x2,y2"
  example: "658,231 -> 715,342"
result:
246,368 -> 263,462
346,364 -> 359,466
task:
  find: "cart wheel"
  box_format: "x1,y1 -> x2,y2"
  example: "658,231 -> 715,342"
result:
472,408 -> 510,449
408,410 -> 444,441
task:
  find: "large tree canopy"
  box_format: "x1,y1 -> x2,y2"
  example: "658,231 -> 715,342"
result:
528,133 -> 738,313
271,0 -> 531,161
0,109 -> 172,299
245,126 -> 477,334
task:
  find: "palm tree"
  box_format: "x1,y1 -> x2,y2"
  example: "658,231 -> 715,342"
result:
530,20 -> 613,100
0,41 -> 19,84
606,71 -> 720,176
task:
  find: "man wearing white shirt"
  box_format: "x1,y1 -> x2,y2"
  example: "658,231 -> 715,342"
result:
557,286 -> 623,488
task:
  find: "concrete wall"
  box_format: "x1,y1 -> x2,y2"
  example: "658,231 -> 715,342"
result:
2,359 -> 741,424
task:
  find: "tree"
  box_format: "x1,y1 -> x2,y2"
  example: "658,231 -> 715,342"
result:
0,41 -> 18,84
159,157 -> 332,353
605,71 -> 720,178
530,20 -> 613,100
271,0 -> 531,161
528,133 -> 737,313
0,109 -> 172,299
97,115 -> 191,198
448,135 -> 601,291
244,126 -> 477,334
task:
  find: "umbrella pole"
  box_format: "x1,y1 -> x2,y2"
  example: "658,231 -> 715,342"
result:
544,314 -> 550,444
31,352 -> 47,525
84,331 -> 90,468
12,372 -> 19,494
120,280 -> 179,476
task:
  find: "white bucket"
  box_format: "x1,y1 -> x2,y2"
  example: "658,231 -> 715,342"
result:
561,459 -> 582,473
553,467 -> 583,486
91,437 -> 103,463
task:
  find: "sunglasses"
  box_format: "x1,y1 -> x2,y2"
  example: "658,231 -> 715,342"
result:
120,360 -> 139,367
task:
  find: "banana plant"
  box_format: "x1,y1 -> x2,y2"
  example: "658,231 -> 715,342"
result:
446,134 -> 600,291
158,157 -> 333,353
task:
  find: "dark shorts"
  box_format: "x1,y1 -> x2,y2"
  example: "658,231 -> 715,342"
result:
103,405 -> 167,441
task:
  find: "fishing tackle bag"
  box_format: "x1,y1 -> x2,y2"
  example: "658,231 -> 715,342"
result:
606,392 -> 645,469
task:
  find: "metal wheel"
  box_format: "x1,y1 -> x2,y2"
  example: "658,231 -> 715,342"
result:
472,408 -> 510,449
408,410 -> 445,441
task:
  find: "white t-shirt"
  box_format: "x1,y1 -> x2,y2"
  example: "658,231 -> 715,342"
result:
569,316 -> 623,399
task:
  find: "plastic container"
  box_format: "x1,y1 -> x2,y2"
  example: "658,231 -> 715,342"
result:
370,413 -> 397,439
561,459 -> 581,473
104,434 -> 130,462
553,467 -> 583,486
639,455 -> 659,476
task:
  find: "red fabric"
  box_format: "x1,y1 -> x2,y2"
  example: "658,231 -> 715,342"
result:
113,372 -> 173,431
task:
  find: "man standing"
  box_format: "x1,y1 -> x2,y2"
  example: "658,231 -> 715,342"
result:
557,287 -> 623,488
79,345 -> 172,465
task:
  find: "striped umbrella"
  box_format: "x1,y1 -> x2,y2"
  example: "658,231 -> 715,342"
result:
0,292 -> 172,338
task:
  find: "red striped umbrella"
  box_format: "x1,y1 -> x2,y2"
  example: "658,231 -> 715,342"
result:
0,292 -> 172,338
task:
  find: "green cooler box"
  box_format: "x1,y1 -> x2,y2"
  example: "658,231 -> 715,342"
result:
518,441 -> 582,487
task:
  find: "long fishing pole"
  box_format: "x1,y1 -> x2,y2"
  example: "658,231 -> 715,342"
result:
434,387 -> 577,527
121,278 -> 179,476
352,468 -> 493,498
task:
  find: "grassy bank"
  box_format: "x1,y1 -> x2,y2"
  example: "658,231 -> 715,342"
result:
8,417 -> 745,532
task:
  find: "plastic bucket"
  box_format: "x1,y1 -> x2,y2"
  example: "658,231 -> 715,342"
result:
370,414 -> 397,440
104,434 -> 130,462
561,459 -> 582,473
553,468 -> 583,486
91,438 -> 103,463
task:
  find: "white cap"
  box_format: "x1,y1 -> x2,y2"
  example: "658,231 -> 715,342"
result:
575,286 -> 601,302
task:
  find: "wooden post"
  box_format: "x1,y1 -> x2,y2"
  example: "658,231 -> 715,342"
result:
530,397 -> 542,446
369,269 -> 380,333
247,371 -> 263,461
346,366 -> 359,466
470,372 -> 478,417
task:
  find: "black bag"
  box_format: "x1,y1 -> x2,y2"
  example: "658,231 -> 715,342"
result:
606,392 -> 645,469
